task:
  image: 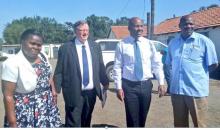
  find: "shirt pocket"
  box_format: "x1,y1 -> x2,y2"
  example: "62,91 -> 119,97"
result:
123,46 -> 135,64
142,49 -> 151,63
189,48 -> 202,62
124,52 -> 134,64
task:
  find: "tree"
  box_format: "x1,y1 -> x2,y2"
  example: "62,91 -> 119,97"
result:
207,4 -> 219,9
65,22 -> 75,37
3,23 -> 25,44
0,38 -> 4,44
114,17 -> 129,25
199,6 -> 206,11
3,16 -> 73,44
86,14 -> 113,40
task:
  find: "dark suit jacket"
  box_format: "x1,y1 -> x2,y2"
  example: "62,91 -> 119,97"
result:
53,38 -> 109,107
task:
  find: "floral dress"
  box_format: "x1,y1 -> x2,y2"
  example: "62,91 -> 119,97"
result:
4,56 -> 62,128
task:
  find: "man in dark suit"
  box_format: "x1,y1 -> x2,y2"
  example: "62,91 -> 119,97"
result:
53,20 -> 109,127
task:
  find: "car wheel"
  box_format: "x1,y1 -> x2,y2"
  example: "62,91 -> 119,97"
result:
106,65 -> 114,82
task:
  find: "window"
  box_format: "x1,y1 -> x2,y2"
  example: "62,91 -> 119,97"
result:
53,47 -> 59,59
44,47 -> 49,55
8,50 -> 13,54
151,41 -> 167,53
99,41 -> 119,51
15,48 -> 20,53
154,43 -> 165,52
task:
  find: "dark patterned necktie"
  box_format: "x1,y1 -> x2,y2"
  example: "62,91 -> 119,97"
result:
82,45 -> 89,86
134,41 -> 143,80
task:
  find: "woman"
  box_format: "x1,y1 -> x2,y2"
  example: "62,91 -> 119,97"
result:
1,29 -> 62,127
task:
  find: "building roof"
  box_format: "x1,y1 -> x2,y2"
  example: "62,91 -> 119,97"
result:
110,6 -> 220,38
111,26 -> 147,39
155,6 -> 220,34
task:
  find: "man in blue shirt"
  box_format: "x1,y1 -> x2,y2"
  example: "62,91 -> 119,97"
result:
166,15 -> 218,127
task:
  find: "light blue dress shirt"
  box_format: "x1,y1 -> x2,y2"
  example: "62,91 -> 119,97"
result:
113,36 -> 164,90
165,32 -> 218,97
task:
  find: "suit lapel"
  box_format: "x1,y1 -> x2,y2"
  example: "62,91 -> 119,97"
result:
69,39 -> 82,79
88,41 -> 96,74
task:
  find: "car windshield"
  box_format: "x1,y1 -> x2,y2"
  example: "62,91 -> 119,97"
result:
153,42 -> 166,52
99,41 -> 119,51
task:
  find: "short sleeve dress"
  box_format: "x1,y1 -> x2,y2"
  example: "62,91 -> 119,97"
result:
4,55 -> 62,128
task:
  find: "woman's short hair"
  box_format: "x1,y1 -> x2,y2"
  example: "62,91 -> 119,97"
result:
20,29 -> 43,44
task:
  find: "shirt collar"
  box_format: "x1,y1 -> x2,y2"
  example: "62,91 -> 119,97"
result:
190,32 -> 196,39
179,32 -> 196,41
75,38 -> 88,47
130,36 -> 144,42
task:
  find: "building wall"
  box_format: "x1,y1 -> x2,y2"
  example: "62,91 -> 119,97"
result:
155,26 -> 220,62
108,31 -> 117,39
41,43 -> 62,59
1,45 -> 20,54
206,27 -> 220,62
155,33 -> 177,45
1,43 -> 63,59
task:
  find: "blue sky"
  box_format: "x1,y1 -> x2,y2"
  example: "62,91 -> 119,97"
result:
0,0 -> 220,39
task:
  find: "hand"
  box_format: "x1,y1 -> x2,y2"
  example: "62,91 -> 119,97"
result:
116,89 -> 124,102
103,84 -> 109,90
158,85 -> 167,98
9,122 -> 17,128
49,77 -> 58,104
51,89 -> 57,104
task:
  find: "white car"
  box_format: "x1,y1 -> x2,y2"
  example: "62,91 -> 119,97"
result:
95,39 -> 121,82
151,40 -> 168,54
0,51 -> 15,61
95,39 -> 168,82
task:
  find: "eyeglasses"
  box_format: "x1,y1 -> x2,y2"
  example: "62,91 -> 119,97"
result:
77,29 -> 89,32
133,25 -> 144,28
29,42 -> 42,47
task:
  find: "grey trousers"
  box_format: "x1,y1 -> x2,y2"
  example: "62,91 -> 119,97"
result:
171,94 -> 208,127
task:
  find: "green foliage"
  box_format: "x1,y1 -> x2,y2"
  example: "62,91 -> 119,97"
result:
2,15 -> 131,43
86,14 -> 113,40
65,22 -> 75,37
3,16 -> 73,44
3,23 -> 25,44
207,4 -> 219,9
0,38 -> 4,44
114,17 -> 129,26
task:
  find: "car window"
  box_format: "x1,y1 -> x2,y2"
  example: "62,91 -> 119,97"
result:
99,41 -> 119,51
153,42 -> 166,52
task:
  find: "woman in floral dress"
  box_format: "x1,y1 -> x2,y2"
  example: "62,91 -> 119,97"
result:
1,29 -> 62,127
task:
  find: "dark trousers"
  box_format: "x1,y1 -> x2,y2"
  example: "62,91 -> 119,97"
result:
122,78 -> 153,127
65,89 -> 96,127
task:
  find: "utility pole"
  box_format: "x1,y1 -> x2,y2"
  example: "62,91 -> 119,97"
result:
147,12 -> 151,39
150,0 -> 155,40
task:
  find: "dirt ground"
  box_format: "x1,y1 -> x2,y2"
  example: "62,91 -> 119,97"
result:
0,59 -> 220,128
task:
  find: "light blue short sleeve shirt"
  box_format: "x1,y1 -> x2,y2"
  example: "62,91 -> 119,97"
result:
165,32 -> 218,97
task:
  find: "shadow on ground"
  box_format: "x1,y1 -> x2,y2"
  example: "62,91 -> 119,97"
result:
108,88 -> 117,93
92,124 -> 118,128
